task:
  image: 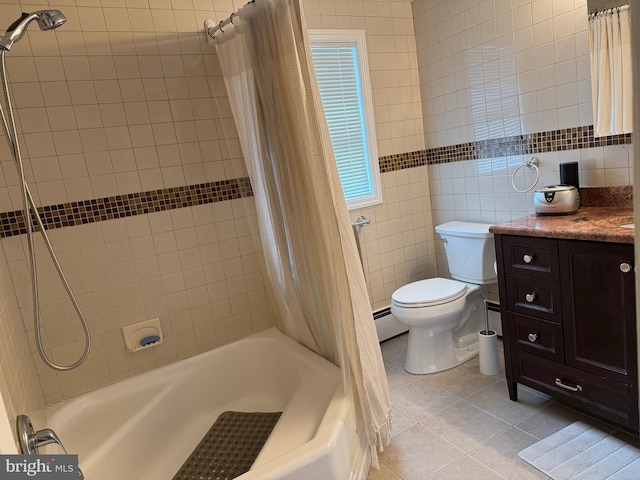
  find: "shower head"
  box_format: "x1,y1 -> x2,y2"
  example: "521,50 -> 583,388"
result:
0,10 -> 66,51
35,10 -> 67,31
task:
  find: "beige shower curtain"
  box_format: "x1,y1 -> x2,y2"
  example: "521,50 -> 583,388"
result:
589,6 -> 632,137
213,0 -> 391,466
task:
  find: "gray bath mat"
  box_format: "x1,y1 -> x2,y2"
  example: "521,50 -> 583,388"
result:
518,421 -> 640,479
172,411 -> 282,480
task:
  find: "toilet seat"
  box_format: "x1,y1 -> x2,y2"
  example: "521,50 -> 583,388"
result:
391,278 -> 468,308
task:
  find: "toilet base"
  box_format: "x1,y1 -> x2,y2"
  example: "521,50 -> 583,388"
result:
404,328 -> 479,374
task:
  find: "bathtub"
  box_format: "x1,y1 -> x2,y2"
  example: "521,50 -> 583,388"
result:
45,328 -> 362,480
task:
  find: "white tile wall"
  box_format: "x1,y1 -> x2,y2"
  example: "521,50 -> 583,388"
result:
415,0 -> 592,147
0,240 -> 45,431
352,165 -> 436,310
9,197 -> 273,404
0,0 -> 434,421
413,0 -> 634,280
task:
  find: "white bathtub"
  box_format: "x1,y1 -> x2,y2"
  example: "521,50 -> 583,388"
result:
45,328 -> 360,480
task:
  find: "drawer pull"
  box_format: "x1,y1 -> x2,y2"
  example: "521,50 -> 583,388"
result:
523,254 -> 534,264
528,333 -> 538,343
620,262 -> 632,273
525,293 -> 536,303
555,378 -> 583,393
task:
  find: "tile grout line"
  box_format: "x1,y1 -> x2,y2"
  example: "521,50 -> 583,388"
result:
423,454 -> 511,480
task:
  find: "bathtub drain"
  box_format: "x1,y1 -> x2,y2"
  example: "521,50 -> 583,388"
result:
171,411 -> 282,480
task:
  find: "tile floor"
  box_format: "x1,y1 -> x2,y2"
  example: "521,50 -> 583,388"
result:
368,333 -> 639,480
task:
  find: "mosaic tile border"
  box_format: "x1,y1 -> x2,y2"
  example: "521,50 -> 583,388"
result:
379,125 -> 632,173
0,125 -> 632,238
0,177 -> 253,238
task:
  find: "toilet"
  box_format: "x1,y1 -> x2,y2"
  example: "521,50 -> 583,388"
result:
391,221 -> 497,374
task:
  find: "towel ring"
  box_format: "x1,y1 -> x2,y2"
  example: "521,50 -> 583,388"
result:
511,157 -> 540,193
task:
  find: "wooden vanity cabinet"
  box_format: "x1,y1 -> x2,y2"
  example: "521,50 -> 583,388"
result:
495,234 -> 638,430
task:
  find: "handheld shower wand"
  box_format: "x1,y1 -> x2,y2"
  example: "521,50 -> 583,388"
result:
0,10 -> 66,50
0,10 -> 91,372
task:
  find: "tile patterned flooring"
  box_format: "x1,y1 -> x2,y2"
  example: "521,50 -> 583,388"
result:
368,334 -> 639,480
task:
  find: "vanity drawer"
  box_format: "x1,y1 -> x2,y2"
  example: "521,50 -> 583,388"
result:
505,275 -> 562,322
502,236 -> 559,281
514,351 -> 639,430
509,313 -> 563,362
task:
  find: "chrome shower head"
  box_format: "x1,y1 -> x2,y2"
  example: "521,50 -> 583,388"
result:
0,10 -> 66,51
35,10 -> 67,31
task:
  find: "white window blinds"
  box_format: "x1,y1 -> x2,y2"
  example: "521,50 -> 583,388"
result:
310,30 -> 381,209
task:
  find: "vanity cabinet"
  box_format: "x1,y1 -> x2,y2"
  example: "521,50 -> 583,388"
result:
495,234 -> 638,430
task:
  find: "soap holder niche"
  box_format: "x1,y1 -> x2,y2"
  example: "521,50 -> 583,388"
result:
122,318 -> 163,352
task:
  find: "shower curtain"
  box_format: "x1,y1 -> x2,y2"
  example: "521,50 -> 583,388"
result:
588,6 -> 632,137
213,0 -> 391,466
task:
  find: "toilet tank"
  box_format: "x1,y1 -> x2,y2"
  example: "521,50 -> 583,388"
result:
435,221 -> 497,284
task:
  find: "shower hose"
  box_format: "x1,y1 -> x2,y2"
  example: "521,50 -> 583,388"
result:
0,50 -> 90,371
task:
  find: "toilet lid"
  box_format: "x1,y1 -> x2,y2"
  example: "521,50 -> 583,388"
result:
392,278 -> 468,308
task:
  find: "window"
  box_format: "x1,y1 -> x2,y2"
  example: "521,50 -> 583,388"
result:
309,30 -> 382,210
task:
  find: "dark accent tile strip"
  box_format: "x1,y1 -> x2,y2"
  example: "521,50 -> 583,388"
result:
0,126 -> 631,238
0,177 -> 254,239
378,125 -> 632,173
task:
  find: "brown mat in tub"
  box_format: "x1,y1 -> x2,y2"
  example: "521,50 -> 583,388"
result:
171,411 -> 282,480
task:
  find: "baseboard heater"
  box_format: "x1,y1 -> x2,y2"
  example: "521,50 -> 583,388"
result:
373,301 -> 502,342
373,306 -> 408,342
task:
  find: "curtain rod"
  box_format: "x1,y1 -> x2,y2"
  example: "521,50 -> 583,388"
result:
205,0 -> 255,40
588,4 -> 629,19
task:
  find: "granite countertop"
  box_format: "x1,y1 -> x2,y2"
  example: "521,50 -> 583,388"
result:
489,207 -> 634,244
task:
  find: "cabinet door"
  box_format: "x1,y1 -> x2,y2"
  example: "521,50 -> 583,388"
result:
559,240 -> 636,384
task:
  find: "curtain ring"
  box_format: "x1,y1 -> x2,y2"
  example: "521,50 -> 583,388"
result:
218,20 -> 224,33
230,12 -> 235,25
206,28 -> 215,40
